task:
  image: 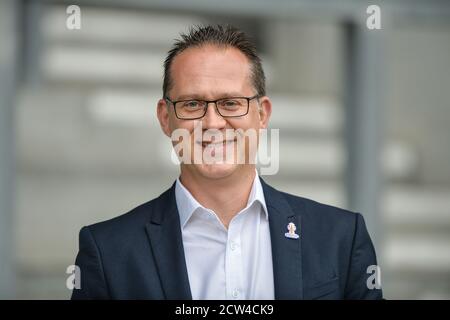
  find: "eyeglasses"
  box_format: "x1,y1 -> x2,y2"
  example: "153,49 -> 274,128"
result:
164,95 -> 260,120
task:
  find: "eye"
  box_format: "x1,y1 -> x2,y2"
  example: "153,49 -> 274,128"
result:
182,100 -> 202,108
219,99 -> 241,109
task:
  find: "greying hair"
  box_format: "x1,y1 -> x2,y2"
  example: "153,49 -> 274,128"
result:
163,24 -> 266,98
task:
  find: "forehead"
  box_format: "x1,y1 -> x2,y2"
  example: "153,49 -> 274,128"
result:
169,45 -> 253,98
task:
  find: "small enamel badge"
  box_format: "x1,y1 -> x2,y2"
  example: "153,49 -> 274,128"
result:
284,222 -> 299,239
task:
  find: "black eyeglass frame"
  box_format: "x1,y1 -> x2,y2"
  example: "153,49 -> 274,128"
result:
164,94 -> 260,120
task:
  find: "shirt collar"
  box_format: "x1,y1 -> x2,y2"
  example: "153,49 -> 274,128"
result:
175,171 -> 268,229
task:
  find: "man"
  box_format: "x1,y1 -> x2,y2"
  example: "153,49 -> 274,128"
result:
71,25 -> 382,300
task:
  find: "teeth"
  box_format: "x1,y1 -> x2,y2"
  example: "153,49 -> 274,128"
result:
200,140 -> 234,146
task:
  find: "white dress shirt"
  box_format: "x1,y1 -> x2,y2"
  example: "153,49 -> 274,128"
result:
175,173 -> 275,300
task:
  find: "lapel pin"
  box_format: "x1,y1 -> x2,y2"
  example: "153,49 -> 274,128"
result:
284,222 -> 299,239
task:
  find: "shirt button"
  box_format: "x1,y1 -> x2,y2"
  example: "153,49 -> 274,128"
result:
230,241 -> 238,251
232,289 -> 240,299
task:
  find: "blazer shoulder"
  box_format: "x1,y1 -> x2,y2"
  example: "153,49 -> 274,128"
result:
277,189 -> 366,246
279,189 -> 360,225
82,183 -> 174,241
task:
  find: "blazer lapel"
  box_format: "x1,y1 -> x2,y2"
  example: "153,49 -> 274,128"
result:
145,183 -> 192,300
261,178 -> 304,299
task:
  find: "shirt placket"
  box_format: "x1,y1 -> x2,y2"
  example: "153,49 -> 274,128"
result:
225,215 -> 244,300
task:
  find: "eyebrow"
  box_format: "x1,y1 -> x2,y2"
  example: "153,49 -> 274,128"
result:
174,93 -> 248,101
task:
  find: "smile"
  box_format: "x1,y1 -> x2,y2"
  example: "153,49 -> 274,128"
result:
197,140 -> 236,148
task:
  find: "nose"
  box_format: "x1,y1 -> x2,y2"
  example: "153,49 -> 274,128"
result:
201,102 -> 226,129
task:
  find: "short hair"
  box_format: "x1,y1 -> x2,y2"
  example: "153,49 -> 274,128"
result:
163,24 -> 266,98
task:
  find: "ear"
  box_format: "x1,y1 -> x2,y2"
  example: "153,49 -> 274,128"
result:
157,99 -> 172,137
257,96 -> 272,129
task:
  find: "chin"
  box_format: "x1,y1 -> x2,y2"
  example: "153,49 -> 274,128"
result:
194,163 -> 240,180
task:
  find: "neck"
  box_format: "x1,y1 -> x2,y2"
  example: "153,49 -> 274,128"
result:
179,165 -> 256,229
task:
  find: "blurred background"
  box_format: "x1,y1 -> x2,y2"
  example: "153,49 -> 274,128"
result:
1,0 -> 450,299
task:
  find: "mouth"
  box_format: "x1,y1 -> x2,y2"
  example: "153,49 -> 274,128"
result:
196,139 -> 236,148
195,140 -> 237,160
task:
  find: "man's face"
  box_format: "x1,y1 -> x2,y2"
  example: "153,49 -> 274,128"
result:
157,44 -> 272,180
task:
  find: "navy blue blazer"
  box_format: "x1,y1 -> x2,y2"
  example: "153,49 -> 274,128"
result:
71,178 -> 382,300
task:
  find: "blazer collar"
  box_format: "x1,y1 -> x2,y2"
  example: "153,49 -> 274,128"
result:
260,177 -> 304,299
145,182 -> 192,299
145,177 -> 304,300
